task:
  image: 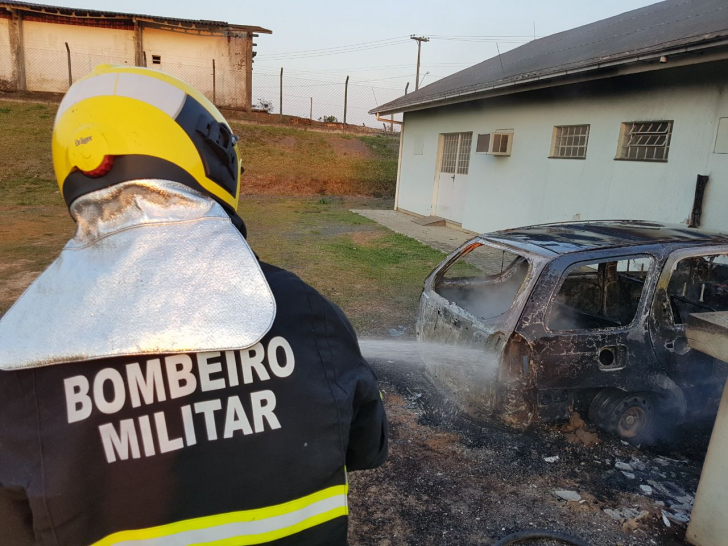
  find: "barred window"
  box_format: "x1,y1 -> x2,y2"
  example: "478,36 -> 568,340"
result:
617,121 -> 673,162
457,133 -> 472,174
440,132 -> 472,174
441,134 -> 459,173
550,125 -> 589,159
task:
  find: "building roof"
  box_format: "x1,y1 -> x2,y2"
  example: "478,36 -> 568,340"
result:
487,220 -> 728,255
1,1 -> 272,34
373,0 -> 728,115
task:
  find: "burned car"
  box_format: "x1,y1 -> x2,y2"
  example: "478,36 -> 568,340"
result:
417,221 -> 728,443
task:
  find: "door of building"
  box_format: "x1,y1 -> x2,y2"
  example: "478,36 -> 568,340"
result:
435,132 -> 472,224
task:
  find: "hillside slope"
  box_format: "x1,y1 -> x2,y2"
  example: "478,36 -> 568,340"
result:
0,100 -> 399,199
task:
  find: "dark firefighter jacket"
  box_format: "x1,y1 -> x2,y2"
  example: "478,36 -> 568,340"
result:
0,262 -> 388,546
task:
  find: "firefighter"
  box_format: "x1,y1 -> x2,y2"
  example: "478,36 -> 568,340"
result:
0,65 -> 387,546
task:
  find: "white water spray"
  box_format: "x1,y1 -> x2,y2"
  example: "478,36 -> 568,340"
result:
358,338 -> 499,381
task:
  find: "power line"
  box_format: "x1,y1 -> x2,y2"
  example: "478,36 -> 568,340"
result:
255,62 -> 454,74
426,34 -> 535,38
253,63 -> 471,83
256,37 -> 411,60
255,71 -> 409,90
428,38 -> 531,43
257,36 -> 408,56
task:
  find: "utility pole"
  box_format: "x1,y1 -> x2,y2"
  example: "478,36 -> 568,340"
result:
343,75 -> 349,128
410,35 -> 429,91
279,67 -> 283,123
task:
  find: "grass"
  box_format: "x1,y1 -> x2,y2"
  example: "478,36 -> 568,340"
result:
0,99 -> 439,334
241,196 -> 448,335
0,101 -> 73,314
232,122 -> 399,197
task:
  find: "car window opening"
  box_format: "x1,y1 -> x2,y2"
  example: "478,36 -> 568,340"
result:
667,254 -> 728,324
435,245 -> 530,320
548,257 -> 653,331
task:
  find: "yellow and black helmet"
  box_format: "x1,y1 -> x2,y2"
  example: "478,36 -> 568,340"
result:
52,64 -> 242,211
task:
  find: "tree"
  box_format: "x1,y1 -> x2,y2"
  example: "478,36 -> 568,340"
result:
318,115 -> 339,123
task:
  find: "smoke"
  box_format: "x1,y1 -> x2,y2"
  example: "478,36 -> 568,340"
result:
359,338 -> 504,429
436,258 -> 529,321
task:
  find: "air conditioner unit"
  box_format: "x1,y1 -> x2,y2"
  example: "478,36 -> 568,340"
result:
475,131 -> 513,156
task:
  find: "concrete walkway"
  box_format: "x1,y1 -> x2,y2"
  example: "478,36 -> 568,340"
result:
351,209 -> 476,254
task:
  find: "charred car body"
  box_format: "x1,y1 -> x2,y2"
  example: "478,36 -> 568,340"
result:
417,221 -> 728,443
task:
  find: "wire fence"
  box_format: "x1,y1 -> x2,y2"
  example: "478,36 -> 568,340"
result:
253,71 -> 403,130
0,44 -> 16,88
0,44 -> 404,129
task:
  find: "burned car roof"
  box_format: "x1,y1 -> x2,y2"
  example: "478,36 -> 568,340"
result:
484,220 -> 728,255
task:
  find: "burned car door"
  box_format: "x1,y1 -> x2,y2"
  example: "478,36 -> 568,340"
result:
650,246 -> 728,418
517,251 -> 660,420
416,238 -> 548,421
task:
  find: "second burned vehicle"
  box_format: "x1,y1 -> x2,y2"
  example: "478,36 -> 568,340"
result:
417,221 -> 728,443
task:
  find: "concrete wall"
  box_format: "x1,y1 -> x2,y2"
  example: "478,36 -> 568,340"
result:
687,379 -> 728,546
0,16 -> 249,108
397,61 -> 728,234
143,28 -> 248,109
23,20 -> 134,92
0,16 -> 12,88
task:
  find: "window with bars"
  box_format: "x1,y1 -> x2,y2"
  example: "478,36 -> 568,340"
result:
617,121 -> 673,162
440,132 -> 473,174
550,125 -> 590,159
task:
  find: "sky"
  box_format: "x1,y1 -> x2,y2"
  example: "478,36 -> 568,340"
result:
48,0 -> 660,124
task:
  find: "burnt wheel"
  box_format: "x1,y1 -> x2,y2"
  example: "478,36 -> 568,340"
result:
587,388 -> 623,431
589,390 -> 659,444
614,393 -> 657,443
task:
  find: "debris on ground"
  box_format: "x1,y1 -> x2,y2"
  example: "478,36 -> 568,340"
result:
560,412 -> 601,446
387,325 -> 408,337
349,359 -> 711,545
603,508 -> 649,521
552,490 -> 582,502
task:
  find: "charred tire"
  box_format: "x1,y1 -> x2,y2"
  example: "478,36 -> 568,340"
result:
587,388 -> 623,431
614,393 -> 659,444
588,390 -> 660,444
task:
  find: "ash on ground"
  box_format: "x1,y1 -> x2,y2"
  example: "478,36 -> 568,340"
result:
348,357 -> 712,546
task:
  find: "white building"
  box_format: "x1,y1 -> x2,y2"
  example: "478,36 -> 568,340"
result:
372,0 -> 728,234
0,1 -> 270,109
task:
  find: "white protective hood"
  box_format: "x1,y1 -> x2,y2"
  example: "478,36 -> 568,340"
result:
0,180 -> 276,370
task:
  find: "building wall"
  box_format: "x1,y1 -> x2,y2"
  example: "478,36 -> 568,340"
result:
0,15 -> 249,108
397,61 -> 728,234
0,15 -> 12,88
22,20 -> 134,92
143,28 -> 248,109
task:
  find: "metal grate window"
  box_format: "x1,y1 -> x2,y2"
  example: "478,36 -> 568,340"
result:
441,134 -> 459,173
551,125 -> 589,159
457,133 -> 472,174
440,133 -> 472,174
617,121 -> 673,161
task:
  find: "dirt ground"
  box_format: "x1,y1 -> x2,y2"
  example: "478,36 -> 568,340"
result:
348,355 -> 710,546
